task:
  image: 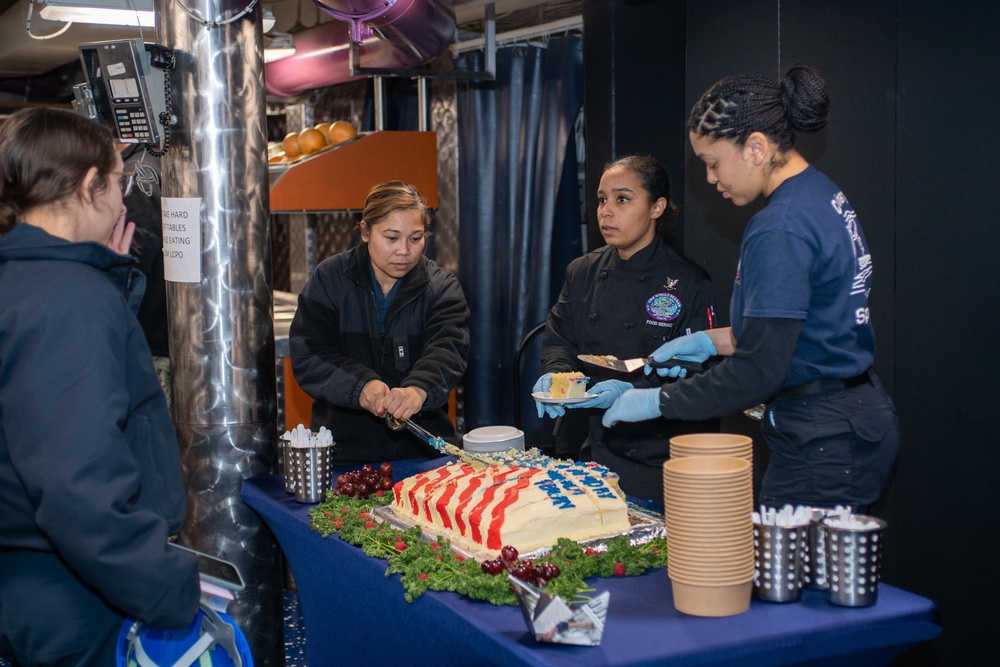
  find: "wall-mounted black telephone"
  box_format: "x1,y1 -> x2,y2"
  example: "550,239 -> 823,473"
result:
73,39 -> 175,155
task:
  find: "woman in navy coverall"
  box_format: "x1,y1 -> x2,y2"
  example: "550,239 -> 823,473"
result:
603,66 -> 899,513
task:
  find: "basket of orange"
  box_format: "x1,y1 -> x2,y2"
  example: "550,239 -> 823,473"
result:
268,121 -> 358,165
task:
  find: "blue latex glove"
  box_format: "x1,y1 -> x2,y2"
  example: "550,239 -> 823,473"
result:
570,380 -> 633,410
645,331 -> 717,378
602,388 -> 662,427
532,373 -> 566,419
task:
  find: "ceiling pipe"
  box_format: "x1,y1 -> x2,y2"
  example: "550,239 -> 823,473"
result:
264,0 -> 456,98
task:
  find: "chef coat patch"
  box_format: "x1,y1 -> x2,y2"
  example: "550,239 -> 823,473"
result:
646,293 -> 682,322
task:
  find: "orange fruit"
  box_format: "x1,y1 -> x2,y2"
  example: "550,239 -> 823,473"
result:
281,132 -> 301,158
328,120 -> 358,145
297,128 -> 327,155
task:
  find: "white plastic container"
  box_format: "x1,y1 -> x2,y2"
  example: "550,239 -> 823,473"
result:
462,425 -> 525,453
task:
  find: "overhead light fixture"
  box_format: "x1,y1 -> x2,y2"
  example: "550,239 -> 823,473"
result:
39,0 -> 155,27
264,32 -> 295,63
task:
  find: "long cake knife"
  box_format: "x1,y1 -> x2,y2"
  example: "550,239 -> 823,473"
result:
384,415 -> 489,467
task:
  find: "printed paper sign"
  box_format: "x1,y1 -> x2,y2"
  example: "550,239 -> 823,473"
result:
161,197 -> 201,283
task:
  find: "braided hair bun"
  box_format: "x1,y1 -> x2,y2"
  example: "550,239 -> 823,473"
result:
780,65 -> 830,134
689,64 -> 830,153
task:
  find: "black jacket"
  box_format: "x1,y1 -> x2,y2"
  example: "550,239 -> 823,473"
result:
0,224 -> 199,660
542,236 -> 720,466
290,243 -> 470,463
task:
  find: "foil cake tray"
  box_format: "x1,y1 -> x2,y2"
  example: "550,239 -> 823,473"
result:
372,501 -> 664,562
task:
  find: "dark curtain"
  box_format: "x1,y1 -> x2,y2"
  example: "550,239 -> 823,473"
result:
456,35 -> 585,440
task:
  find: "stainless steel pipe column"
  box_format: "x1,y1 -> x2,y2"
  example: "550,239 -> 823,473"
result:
156,2 -> 282,664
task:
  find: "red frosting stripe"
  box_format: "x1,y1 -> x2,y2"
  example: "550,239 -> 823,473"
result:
407,465 -> 450,515
466,468 -> 520,545
422,465 -> 461,521
486,470 -> 539,550
453,472 -> 487,537
432,464 -> 478,530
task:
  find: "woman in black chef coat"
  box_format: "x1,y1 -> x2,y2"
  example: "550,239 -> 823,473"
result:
532,155 -> 720,501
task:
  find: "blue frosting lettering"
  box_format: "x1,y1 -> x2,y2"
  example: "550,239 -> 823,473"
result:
550,495 -> 575,509
535,478 -> 577,509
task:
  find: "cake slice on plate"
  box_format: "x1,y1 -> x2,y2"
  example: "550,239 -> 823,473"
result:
549,372 -> 587,399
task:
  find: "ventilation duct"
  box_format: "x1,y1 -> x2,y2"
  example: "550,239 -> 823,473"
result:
264,0 -> 456,98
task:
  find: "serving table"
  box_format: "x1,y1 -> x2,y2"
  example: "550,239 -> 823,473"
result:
242,457 -> 940,667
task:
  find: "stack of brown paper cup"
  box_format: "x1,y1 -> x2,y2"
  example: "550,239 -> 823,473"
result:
669,433 -> 753,464
663,455 -> 754,617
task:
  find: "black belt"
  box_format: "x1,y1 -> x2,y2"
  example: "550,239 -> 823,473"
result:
778,369 -> 872,398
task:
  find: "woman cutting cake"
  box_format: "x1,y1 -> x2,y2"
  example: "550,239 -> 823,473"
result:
290,181 -> 471,464
532,155 -> 720,502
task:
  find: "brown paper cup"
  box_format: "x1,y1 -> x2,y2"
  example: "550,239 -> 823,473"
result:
671,579 -> 752,617
668,563 -> 756,584
669,433 -> 753,448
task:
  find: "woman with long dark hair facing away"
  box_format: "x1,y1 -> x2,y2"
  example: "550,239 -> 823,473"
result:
0,108 -> 199,666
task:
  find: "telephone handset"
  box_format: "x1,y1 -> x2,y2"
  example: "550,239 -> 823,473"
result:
74,39 -> 175,155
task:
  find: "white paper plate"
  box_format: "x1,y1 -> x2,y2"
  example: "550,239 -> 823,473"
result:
531,391 -> 597,405
463,425 -> 525,453
463,425 -> 524,444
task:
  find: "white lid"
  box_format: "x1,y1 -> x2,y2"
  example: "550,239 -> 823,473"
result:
463,425 -> 524,444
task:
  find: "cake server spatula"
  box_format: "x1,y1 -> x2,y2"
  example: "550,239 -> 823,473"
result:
578,354 -> 705,374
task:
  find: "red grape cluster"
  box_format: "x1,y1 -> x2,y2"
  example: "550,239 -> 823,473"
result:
480,545 -> 561,587
330,462 -> 394,499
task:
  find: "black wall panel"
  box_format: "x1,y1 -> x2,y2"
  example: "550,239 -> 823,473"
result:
894,1 -> 1000,663
583,0 -> 614,244
583,0 -> 687,251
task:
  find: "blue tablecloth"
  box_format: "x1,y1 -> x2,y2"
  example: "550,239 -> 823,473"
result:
242,457 -> 940,667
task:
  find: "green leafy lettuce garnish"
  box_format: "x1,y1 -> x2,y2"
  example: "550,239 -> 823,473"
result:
308,491 -> 667,605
